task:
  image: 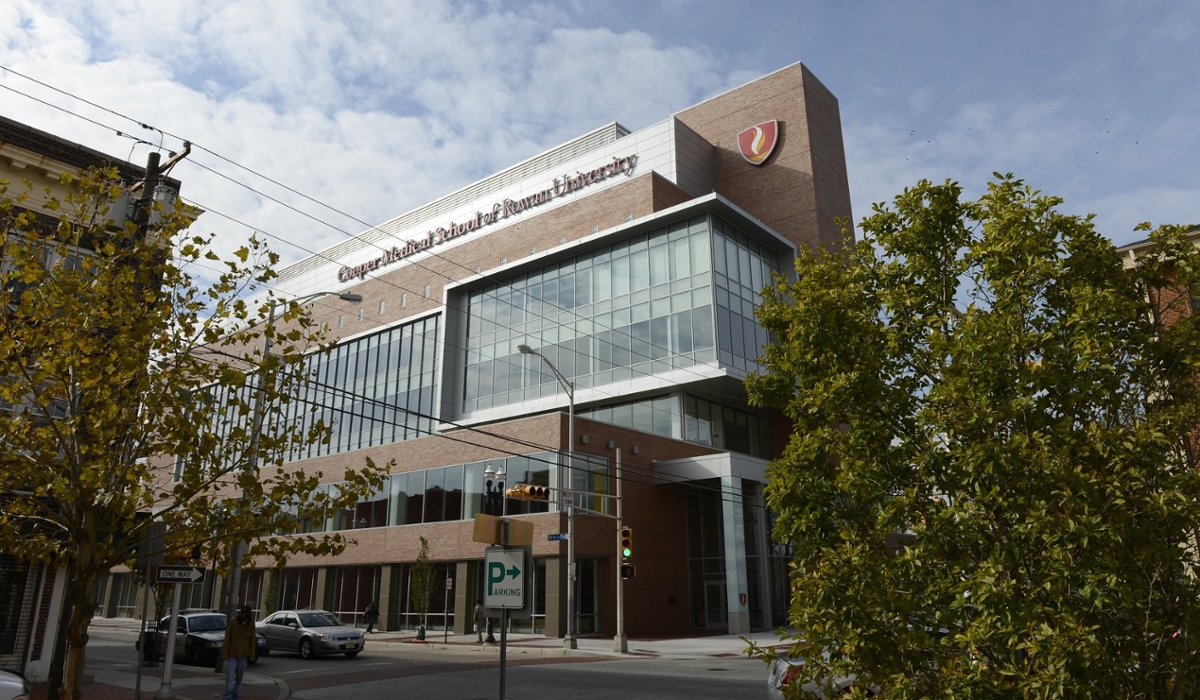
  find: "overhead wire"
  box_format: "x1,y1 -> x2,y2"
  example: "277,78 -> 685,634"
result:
0,67 -> 774,508
0,64 -> 764,402
193,345 -> 753,509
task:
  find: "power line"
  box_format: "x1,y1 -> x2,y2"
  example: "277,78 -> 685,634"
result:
0,69 -> 774,508
192,346 -> 759,509
0,65 -> 766,401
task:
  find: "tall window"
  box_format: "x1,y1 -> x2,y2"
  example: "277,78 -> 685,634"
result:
712,217 -> 779,373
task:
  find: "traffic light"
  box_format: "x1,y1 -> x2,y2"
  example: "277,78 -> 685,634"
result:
505,483 -> 549,500
620,526 -> 633,558
620,560 -> 636,580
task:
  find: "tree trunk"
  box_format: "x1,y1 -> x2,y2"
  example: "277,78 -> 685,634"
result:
58,569 -> 98,700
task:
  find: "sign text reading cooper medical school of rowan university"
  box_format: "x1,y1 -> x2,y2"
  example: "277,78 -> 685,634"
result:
337,154 -> 637,282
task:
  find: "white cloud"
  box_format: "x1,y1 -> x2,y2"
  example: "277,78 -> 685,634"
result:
0,0 -> 745,279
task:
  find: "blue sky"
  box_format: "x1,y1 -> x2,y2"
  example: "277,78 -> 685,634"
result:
0,0 -> 1195,268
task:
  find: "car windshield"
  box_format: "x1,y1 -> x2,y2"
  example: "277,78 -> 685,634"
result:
298,612 -> 342,627
188,616 -> 227,632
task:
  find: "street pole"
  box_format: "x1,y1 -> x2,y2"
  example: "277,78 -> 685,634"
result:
614,447 -> 627,653
219,291 -> 362,673
516,344 -> 577,649
564,379 -> 577,650
154,583 -> 182,700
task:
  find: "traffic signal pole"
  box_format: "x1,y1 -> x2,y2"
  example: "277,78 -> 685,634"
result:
614,448 -> 627,653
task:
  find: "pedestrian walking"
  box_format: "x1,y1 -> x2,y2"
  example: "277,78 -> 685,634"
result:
221,605 -> 257,700
473,598 -> 485,644
364,601 -> 379,633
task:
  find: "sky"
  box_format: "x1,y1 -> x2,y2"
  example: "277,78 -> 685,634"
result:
1,0 -> 1196,276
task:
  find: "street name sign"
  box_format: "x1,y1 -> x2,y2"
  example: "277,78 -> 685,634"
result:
546,533 -> 568,542
484,548 -> 525,609
155,565 -> 205,583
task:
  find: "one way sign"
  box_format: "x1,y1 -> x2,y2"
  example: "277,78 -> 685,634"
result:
483,548 -> 525,609
156,565 -> 205,584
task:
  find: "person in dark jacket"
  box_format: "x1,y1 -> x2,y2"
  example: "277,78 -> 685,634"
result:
364,601 -> 379,633
221,606 -> 257,700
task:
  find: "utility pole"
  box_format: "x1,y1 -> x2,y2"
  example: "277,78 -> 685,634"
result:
614,448 -> 627,653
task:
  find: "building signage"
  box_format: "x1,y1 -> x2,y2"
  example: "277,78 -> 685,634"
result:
484,547 -> 525,609
337,153 -> 638,282
737,120 -> 778,166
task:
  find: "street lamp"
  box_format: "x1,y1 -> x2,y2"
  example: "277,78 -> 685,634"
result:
482,462 -> 506,643
222,290 -> 362,649
517,343 -> 577,649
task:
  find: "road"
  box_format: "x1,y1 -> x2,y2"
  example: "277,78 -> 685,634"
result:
83,627 -> 767,700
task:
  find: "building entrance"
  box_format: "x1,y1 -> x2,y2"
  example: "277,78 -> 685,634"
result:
704,581 -> 727,628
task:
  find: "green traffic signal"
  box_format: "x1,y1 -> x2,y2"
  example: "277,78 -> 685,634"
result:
622,546 -> 632,557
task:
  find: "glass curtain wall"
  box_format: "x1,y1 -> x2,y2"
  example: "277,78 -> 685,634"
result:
192,314 -> 440,469
288,314 -> 440,461
463,216 -> 714,413
712,218 -> 780,373
279,568 -> 320,611
328,565 -> 382,627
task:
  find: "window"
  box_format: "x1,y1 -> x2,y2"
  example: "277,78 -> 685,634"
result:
379,300 -> 385,315
423,284 -> 430,299
338,315 -> 344,329
401,292 -> 407,308
358,308 -> 364,322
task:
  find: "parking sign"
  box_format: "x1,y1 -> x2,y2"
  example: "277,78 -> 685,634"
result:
484,548 -> 525,609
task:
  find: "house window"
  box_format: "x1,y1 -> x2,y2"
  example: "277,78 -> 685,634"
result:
379,300 -> 385,315
423,284 -> 430,299
401,292 -> 407,308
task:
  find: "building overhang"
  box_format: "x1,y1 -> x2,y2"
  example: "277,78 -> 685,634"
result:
652,451 -> 769,485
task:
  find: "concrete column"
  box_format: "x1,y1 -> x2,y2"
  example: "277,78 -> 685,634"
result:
315,567 -> 330,610
544,556 -> 565,638
721,476 -> 751,634
377,565 -> 393,632
453,561 -> 471,635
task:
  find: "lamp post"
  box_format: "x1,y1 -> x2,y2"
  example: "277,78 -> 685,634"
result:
221,290 -> 362,656
482,462 -> 506,644
517,343 -> 577,649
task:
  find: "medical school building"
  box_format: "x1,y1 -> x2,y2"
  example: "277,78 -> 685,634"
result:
97,62 -> 852,637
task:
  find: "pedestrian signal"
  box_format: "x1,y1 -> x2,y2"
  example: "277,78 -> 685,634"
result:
620,526 -> 633,558
620,560 -> 636,580
505,483 -> 549,500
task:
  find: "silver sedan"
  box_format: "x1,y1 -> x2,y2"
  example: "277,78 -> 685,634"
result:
256,610 -> 365,659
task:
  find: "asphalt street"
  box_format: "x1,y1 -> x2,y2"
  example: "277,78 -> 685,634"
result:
82,626 -> 767,700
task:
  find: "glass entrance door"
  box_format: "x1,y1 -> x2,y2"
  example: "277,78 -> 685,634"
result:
704,581 -> 727,629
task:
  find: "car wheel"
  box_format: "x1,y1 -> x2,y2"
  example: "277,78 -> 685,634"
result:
300,638 -> 315,659
345,651 -> 360,658
184,644 -> 199,666
259,648 -> 270,657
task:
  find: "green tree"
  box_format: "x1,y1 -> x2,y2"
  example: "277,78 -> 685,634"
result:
411,536 -> 435,637
747,176 -> 1200,698
0,171 -> 388,700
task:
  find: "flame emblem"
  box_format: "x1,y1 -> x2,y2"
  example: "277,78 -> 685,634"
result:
737,120 -> 779,166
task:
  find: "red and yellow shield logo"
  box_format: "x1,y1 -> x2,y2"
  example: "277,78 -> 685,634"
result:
737,120 -> 779,165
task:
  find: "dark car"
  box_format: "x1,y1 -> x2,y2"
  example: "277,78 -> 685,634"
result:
136,611 -> 269,666
257,610 -> 365,659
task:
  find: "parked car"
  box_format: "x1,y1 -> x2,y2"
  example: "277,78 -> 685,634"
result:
136,611 -> 268,666
0,670 -> 28,700
767,651 -> 870,699
257,610 -> 365,659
